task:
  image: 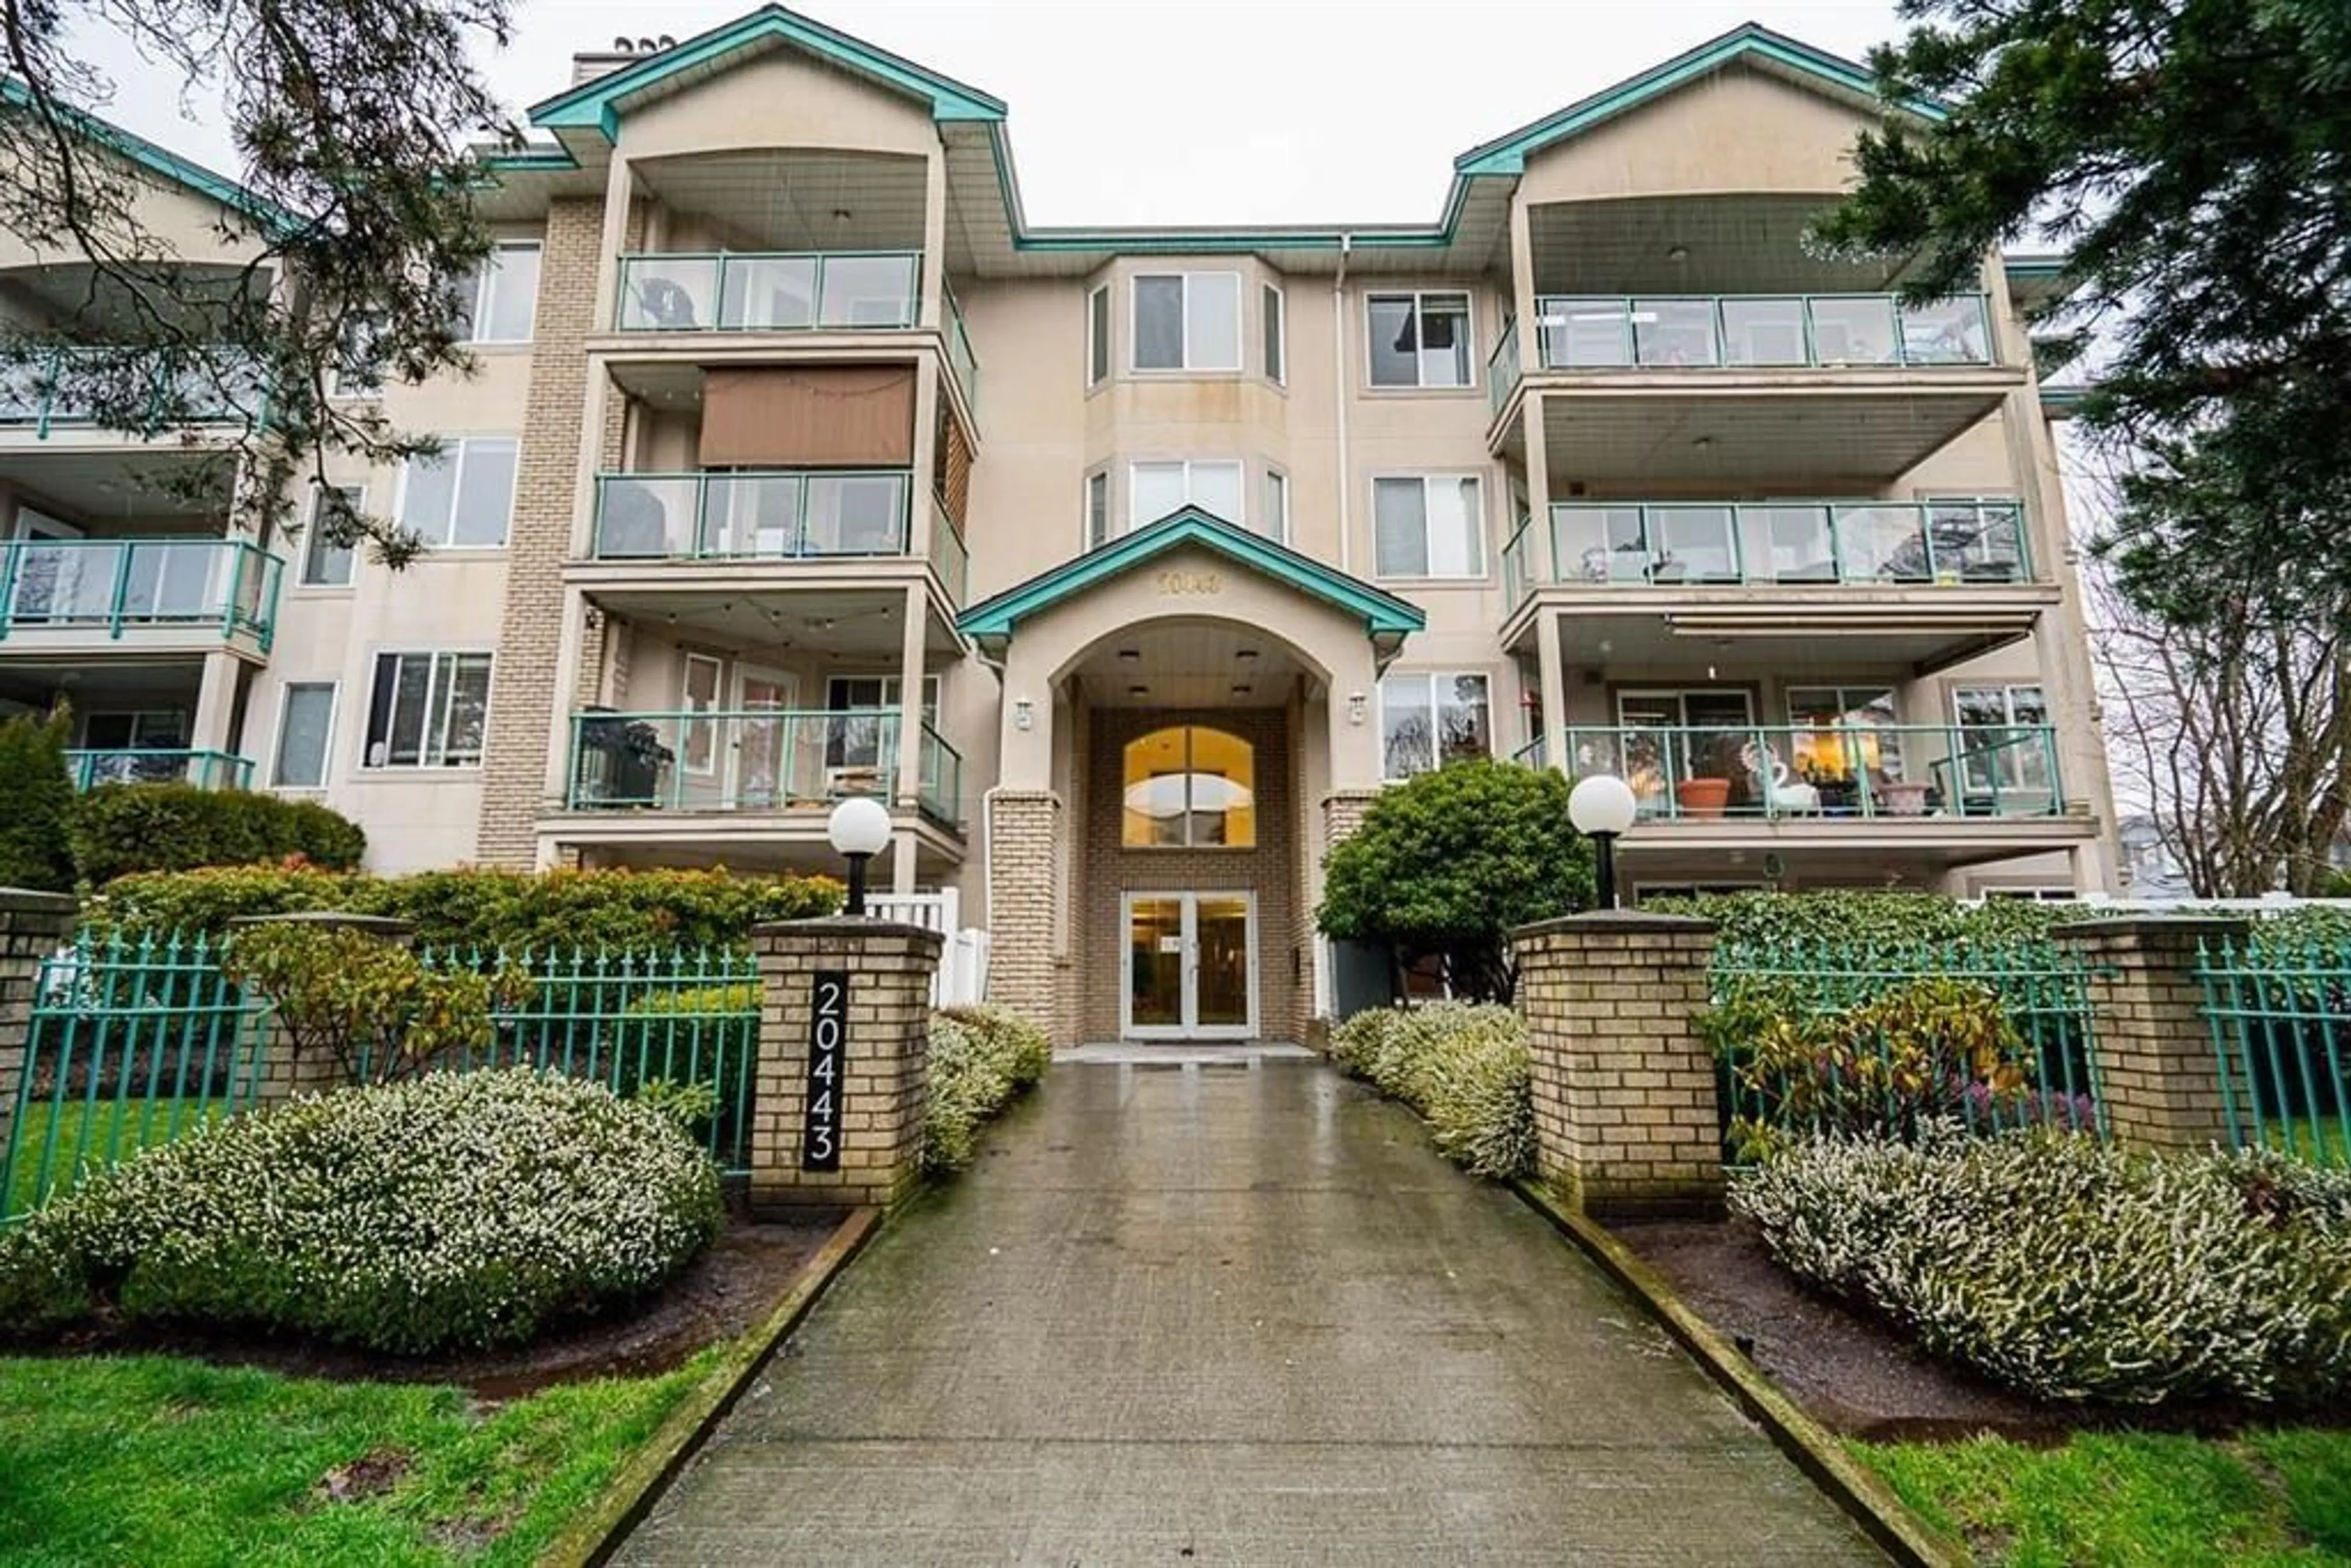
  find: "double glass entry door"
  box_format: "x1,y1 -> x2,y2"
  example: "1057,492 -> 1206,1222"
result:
1123,892 -> 1256,1040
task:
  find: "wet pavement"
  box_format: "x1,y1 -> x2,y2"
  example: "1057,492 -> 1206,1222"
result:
615,1059 -> 1883,1566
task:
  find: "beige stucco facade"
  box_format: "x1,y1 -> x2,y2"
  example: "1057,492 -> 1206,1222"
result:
0,13 -> 2121,1041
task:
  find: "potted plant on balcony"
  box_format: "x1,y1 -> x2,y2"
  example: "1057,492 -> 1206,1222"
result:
1673,773 -> 1733,819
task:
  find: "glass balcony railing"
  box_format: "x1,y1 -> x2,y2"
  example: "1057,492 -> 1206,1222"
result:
1539,499 -> 2030,590
614,252 -> 921,332
1501,516 -> 1533,607
1488,314 -> 1521,418
1529,722 -> 2064,821
943,282 -> 981,416
591,470 -> 912,560
566,707 -> 964,829
929,489 -> 969,607
1532,293 -> 1995,371
0,538 -> 282,648
65,748 -> 254,791
0,345 -> 263,437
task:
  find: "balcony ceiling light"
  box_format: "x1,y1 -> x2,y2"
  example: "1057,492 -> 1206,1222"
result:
1128,684 -> 1149,697
1666,244 -> 1690,262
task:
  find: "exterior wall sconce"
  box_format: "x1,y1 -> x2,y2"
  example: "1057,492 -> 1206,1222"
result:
1014,698 -> 1034,732
1347,692 -> 1367,726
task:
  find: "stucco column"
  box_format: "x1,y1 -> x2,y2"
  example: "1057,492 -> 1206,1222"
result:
749,918 -> 941,1212
1512,911 -> 1725,1219
2053,917 -> 2246,1152
891,582 -> 928,821
0,890 -> 78,1172
187,651 -> 241,757
1535,608 -> 1569,775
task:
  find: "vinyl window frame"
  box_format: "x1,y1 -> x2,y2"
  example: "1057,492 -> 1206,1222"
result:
1086,283 -> 1111,388
1377,670 -> 1494,782
1262,282 -> 1286,386
1370,471 -> 1487,580
298,483 -> 363,588
395,435 -> 519,549
452,240 -> 542,345
1130,271 -> 1243,373
1364,290 -> 1477,390
269,680 -> 339,789
361,649 -> 494,771
1129,458 -> 1246,531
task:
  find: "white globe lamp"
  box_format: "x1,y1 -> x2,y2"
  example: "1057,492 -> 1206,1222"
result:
827,796 -> 893,916
1567,774 -> 1639,909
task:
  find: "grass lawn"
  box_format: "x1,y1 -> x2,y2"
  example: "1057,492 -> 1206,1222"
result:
0,1351 -> 713,1566
4,1096 -> 240,1220
2263,1115 -> 2351,1169
1858,1429 -> 2351,1566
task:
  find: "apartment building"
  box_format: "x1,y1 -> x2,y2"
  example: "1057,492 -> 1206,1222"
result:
0,8 -> 2118,1045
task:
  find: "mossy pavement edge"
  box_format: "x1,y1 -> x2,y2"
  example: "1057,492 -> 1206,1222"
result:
1510,1178 -> 1970,1568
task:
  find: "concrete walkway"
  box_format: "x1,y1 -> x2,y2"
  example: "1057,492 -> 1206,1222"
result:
617,1060 -> 1882,1566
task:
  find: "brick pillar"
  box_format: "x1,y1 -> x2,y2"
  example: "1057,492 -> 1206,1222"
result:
1512,910 -> 1723,1219
228,912 -> 416,1103
749,918 -> 942,1213
986,789 -> 1064,1045
0,890 -> 78,1161
2053,916 -> 2246,1153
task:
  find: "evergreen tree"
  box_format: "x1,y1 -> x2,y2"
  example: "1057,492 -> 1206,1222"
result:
0,708 -> 78,893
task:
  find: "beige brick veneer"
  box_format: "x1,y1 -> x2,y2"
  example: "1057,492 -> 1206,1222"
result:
749,918 -> 942,1212
2053,917 -> 2246,1153
986,789 -> 1065,1044
475,196 -> 609,866
0,889 -> 78,1160
1512,910 -> 1725,1218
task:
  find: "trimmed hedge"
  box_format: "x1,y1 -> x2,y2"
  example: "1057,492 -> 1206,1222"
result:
1330,1003 -> 1534,1179
923,1003 -> 1052,1174
1650,888 -> 2351,957
0,1069 -> 722,1355
1732,1130 -> 2351,1405
70,783 -> 366,887
0,708 -> 75,892
84,864 -> 842,950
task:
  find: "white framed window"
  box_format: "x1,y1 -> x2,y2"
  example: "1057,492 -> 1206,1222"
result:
327,313 -> 388,397
299,484 -> 362,587
1367,291 -> 1474,388
1086,470 -> 1111,549
1262,283 -> 1286,386
271,682 -> 337,789
364,651 -> 492,769
1372,475 -> 1484,577
398,437 -> 518,548
450,241 -> 542,344
1132,271 -> 1241,372
681,652 -> 724,776
1952,683 -> 2054,809
1087,285 -> 1111,388
1379,672 -> 1493,780
1131,459 -> 1244,531
1264,470 -> 1289,542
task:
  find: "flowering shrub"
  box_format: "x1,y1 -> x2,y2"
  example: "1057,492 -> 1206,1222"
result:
224,922 -> 531,1086
1330,1003 -> 1534,1179
0,1069 -> 721,1354
922,1005 -> 1052,1174
1733,1130 -> 2351,1405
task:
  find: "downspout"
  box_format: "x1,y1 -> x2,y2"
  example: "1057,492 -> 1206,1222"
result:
1333,231 -> 1353,576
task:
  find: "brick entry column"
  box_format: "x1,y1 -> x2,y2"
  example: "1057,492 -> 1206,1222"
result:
749,918 -> 943,1212
1512,910 -> 1724,1218
2053,916 -> 2247,1153
0,890 -> 78,1162
986,789 -> 1064,1044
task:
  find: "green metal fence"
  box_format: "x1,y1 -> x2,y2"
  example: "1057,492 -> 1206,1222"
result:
1,931 -> 266,1225
422,945 -> 763,1176
1710,937 -> 2105,1153
2196,933 -> 2351,1168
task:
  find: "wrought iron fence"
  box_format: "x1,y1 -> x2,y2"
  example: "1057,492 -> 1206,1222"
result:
2196,933 -> 2351,1168
1709,936 -> 2105,1155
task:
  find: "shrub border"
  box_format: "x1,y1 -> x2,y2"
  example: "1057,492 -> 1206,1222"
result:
539,1206 -> 881,1568
1508,1179 -> 1968,1568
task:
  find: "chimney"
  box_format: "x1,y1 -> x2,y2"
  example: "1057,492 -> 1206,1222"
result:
570,34 -> 678,86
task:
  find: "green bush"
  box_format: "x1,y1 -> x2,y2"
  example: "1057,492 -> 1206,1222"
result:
1732,1131 -> 2351,1405
222,922 -> 528,1086
69,784 -> 365,885
84,864 -> 842,948
0,708 -> 75,892
1318,759 -> 1592,1002
1330,1002 -> 1534,1179
922,1004 -> 1051,1174
0,1068 -> 722,1354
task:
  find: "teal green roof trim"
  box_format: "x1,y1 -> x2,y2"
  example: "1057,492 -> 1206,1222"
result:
530,4 -> 1005,140
957,509 -> 1427,644
1454,23 -> 1942,179
481,145 -> 580,175
0,77 -> 301,235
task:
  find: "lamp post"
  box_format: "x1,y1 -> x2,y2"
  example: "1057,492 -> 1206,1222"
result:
826,797 -> 893,917
1567,774 -> 1638,911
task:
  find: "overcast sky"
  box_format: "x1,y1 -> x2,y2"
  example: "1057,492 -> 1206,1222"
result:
80,0 -> 1909,227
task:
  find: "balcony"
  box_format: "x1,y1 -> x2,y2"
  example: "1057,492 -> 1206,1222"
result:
586,468 -> 968,607
564,707 -> 961,828
66,748 -> 253,791
0,538 -> 282,656
0,345 -> 263,440
610,252 -> 980,415
1491,292 -> 2023,484
1542,499 -> 2030,592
